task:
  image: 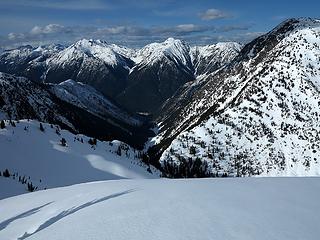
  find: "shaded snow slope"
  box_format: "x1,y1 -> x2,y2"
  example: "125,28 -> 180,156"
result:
49,79 -> 142,126
0,177 -> 319,240
0,72 -> 150,148
0,120 -> 159,199
0,72 -> 73,129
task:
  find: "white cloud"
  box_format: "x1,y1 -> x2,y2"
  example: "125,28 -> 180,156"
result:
1,22 -> 252,48
7,32 -> 25,40
199,8 -> 229,20
30,24 -> 65,35
176,24 -> 201,33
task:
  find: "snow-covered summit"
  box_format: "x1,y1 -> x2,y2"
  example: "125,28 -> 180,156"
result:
136,38 -> 193,69
49,38 -> 131,67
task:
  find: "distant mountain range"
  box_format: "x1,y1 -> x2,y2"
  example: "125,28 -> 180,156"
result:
1,17 -> 320,177
0,38 -> 241,114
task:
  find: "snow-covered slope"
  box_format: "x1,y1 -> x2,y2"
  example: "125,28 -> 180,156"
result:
155,18 -> 320,177
0,72 -> 73,128
0,120 -> 158,199
0,177 -> 319,240
0,72 -> 150,148
190,42 -> 241,75
49,79 -> 142,126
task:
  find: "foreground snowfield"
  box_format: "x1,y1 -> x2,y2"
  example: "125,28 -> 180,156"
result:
0,177 -> 319,240
0,120 -> 158,199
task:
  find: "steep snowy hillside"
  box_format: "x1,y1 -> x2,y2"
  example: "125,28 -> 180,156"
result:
0,44 -> 64,81
190,42 -> 241,75
0,72 -> 153,148
45,39 -> 134,98
0,120 -> 158,199
117,38 -> 195,113
49,79 -> 142,126
1,177 -> 319,240
0,72 -> 73,128
155,18 -> 320,177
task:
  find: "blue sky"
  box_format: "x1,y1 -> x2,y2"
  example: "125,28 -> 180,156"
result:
0,0 -> 319,48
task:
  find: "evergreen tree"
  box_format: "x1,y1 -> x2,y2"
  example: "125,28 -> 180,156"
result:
189,146 -> 196,155
10,120 -> 16,127
0,120 -> 5,129
3,169 -> 10,177
116,146 -> 121,156
60,138 -> 67,146
27,182 -> 37,192
88,138 -> 97,145
39,123 -> 45,132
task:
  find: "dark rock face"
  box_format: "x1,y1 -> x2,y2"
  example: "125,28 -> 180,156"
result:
117,60 -> 195,114
116,38 -> 196,114
45,55 -> 132,98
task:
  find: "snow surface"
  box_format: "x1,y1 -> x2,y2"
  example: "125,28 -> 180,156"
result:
0,177 -> 319,240
0,120 -> 159,199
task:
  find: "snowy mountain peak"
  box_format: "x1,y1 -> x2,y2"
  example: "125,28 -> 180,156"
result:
137,38 -> 192,68
73,38 -> 108,49
190,42 -> 241,75
50,38 -> 131,68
